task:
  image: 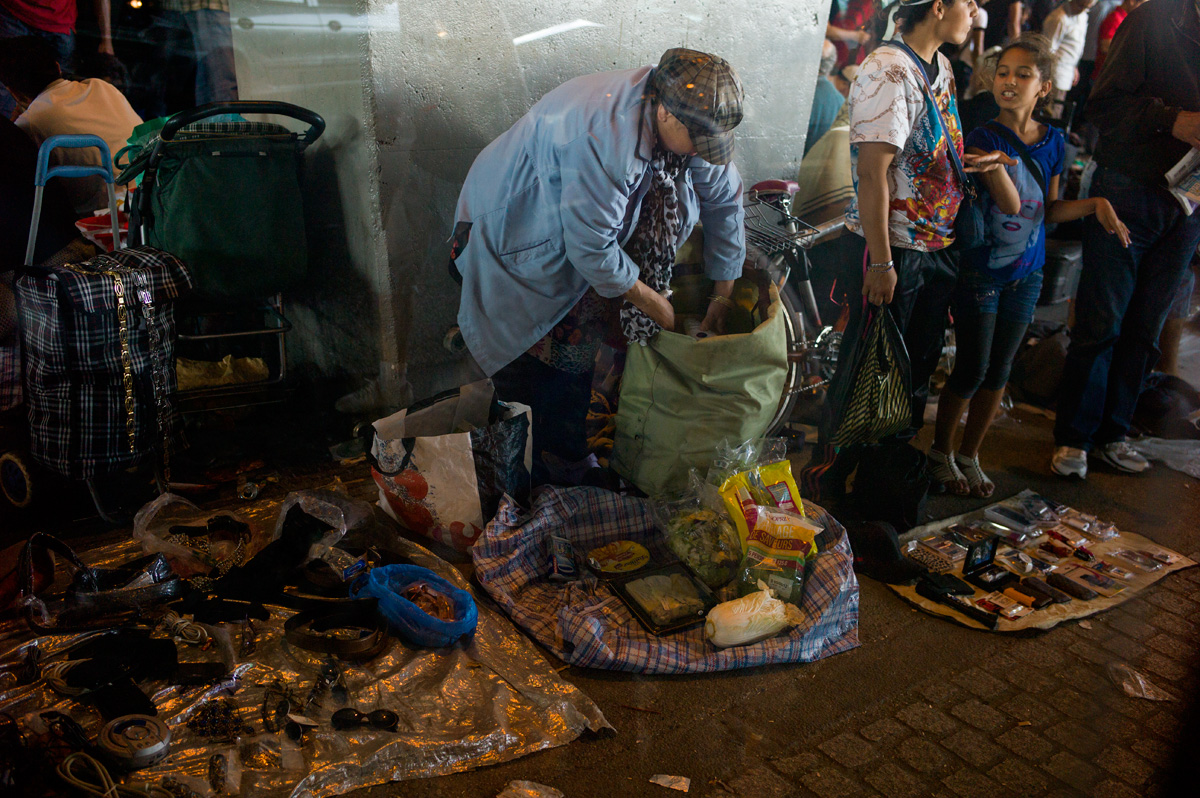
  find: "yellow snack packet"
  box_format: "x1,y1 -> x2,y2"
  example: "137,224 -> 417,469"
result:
736,506 -> 821,605
757,460 -> 805,518
719,474 -> 758,552
720,460 -> 808,551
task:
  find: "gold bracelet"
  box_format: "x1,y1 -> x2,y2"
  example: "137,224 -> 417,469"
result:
708,294 -> 735,309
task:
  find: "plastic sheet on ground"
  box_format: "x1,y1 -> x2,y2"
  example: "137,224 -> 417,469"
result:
0,494 -> 610,798
889,490 -> 1196,632
471,486 -> 860,674
1134,437 -> 1200,479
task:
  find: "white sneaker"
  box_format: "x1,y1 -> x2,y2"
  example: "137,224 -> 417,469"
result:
1096,441 -> 1151,473
1051,446 -> 1088,479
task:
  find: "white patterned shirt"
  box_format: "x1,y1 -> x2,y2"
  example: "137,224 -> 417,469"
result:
845,42 -> 965,252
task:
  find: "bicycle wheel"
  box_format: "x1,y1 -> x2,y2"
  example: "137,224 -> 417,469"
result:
766,283 -> 803,437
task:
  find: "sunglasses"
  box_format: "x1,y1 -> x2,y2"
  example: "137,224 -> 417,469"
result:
331,708 -> 399,732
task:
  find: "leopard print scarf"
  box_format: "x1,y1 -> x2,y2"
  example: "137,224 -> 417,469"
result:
620,148 -> 690,344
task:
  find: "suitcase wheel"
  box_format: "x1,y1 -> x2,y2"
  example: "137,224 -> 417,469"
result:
0,450 -> 35,510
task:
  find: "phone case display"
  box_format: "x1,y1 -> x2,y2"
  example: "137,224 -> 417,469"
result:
891,490 -> 1190,631
1056,565 -> 1124,598
961,535 -> 1017,592
918,535 -> 967,563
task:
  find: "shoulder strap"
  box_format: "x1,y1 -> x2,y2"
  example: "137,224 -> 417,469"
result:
881,40 -> 972,196
983,121 -> 1048,202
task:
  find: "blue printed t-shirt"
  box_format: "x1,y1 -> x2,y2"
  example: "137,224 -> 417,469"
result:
961,123 -> 1065,283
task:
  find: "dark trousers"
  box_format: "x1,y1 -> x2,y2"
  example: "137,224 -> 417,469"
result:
803,240 -> 957,499
1055,167 -> 1200,450
491,353 -> 592,486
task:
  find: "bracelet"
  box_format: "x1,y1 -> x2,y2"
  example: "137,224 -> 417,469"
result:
708,294 -> 735,309
866,260 -> 894,273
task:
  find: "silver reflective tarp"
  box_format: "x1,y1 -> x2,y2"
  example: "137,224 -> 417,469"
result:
0,492 -> 610,798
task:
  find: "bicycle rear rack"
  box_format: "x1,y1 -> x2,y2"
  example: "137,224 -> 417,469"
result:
743,192 -> 820,256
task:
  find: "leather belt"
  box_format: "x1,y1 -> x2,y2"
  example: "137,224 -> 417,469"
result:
283,599 -> 389,661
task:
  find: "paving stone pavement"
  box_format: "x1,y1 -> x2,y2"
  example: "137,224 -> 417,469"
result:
761,562 -> 1200,798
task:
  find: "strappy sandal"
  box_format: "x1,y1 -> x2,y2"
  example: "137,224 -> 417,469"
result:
928,449 -> 969,496
956,452 -> 995,498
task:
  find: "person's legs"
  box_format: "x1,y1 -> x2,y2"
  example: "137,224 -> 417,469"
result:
1055,168 -> 1162,453
934,271 -> 1000,494
186,9 -> 238,105
956,310 -> 1031,494
894,247 -> 957,431
491,354 -> 592,487
1094,207 -> 1200,451
1156,265 -> 1195,376
144,10 -> 190,119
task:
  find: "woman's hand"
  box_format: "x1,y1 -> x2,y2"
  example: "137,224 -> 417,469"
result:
962,150 -> 1018,173
863,267 -> 897,306
624,280 -> 675,332
1095,198 -> 1131,248
699,279 -> 734,334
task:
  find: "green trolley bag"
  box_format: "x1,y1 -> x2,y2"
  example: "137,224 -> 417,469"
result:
118,101 -> 325,303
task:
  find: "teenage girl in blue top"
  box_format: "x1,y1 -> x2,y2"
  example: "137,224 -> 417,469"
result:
928,33 -> 1131,497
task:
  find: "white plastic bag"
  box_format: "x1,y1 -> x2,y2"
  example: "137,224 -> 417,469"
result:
132,493 -> 268,581
704,583 -> 803,648
370,380 -> 532,551
1134,437 -> 1200,479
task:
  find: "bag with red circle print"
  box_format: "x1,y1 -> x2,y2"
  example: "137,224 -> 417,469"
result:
367,380 -> 532,551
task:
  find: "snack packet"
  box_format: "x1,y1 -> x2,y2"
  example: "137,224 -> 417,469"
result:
735,506 -> 821,607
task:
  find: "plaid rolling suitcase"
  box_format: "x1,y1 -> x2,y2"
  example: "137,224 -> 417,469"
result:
17,135 -> 192,493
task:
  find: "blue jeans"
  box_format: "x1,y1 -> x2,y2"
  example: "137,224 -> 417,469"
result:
146,9 -> 237,117
1054,167 -> 1200,450
948,269 -> 1043,398
0,7 -> 75,119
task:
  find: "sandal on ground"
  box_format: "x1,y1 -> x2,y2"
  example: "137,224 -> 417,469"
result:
928,449 -> 969,496
955,452 -> 995,498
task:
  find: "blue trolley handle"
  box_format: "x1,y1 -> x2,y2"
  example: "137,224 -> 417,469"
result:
25,134 -> 122,267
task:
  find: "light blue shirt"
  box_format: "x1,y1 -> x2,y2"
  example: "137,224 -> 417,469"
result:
453,66 -> 746,376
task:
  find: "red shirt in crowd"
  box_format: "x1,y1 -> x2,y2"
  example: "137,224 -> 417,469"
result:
1092,7 -> 1129,79
0,0 -> 77,35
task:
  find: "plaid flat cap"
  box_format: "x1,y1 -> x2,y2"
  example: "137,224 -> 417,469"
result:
652,48 -> 744,165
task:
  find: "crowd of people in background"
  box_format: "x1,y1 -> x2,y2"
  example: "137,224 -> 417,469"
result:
804,0 -> 1200,500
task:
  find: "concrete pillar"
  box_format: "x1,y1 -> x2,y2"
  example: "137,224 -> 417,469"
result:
231,0 -> 830,407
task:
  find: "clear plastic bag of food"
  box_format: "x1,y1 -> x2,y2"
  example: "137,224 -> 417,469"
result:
654,473 -> 742,589
707,437 -> 788,489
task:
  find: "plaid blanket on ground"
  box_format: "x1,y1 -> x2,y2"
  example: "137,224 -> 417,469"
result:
472,486 -> 860,674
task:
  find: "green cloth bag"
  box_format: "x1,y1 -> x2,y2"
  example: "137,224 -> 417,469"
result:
145,136 -> 308,302
612,282 -> 788,497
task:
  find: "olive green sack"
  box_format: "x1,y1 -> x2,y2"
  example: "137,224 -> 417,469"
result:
611,281 -> 788,497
